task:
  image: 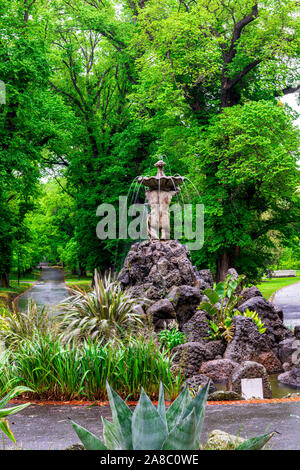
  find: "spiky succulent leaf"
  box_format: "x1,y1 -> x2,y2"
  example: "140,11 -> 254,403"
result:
157,382 -> 167,426
71,420 -> 108,450
106,381 -> 133,449
132,388 -> 167,450
102,417 -> 121,450
166,387 -> 191,432
235,431 -> 275,450
181,381 -> 210,446
162,408 -> 198,450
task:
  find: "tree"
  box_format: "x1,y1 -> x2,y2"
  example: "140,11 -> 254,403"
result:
127,0 -> 300,280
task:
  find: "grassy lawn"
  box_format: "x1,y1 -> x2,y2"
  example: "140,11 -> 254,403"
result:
0,280 -> 33,310
256,270 -> 300,300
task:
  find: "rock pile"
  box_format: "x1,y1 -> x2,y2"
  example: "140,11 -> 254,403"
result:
118,239 -> 299,392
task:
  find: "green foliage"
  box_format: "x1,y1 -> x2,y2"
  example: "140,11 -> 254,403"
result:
158,327 -> 187,352
0,386 -> 31,444
234,309 -> 266,335
58,271 -> 144,343
200,273 -> 265,341
200,274 -> 245,341
0,334 -> 182,401
71,381 -> 210,450
0,0 -> 299,283
71,381 -> 275,450
0,300 -> 57,349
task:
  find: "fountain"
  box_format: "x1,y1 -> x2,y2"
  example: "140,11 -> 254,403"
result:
118,159 -> 212,329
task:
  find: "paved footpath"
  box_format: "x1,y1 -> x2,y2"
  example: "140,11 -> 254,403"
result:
17,267 -> 69,315
3,401 -> 300,450
273,281 -> 300,329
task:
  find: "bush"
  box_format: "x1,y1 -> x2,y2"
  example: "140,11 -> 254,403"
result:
0,333 -> 182,401
0,300 -> 57,349
58,271 -> 144,343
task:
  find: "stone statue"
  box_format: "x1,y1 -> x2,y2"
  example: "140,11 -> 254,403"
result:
138,159 -> 184,240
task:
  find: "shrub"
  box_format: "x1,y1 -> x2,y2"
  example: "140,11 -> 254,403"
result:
0,300 -> 57,349
58,271 -> 144,343
0,333 -> 182,401
158,327 -> 187,352
199,274 -> 265,342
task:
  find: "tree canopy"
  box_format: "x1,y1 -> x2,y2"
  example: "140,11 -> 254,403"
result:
0,0 -> 299,284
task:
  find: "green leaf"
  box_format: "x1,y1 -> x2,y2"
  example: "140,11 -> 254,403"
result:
102,417 -> 121,450
199,302 -> 219,317
0,386 -> 32,409
162,408 -> 197,450
0,402 -> 31,419
181,381 -> 210,446
203,288 -> 219,304
106,381 -> 133,450
157,382 -> 167,427
0,418 -> 16,443
215,282 -> 225,297
71,420 -> 108,450
166,387 -> 191,432
235,432 -> 275,450
132,388 -> 167,450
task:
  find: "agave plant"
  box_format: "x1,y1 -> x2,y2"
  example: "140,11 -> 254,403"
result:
72,381 -> 210,450
71,382 -> 275,450
58,271 -> 144,343
0,386 -> 31,444
0,300 -> 57,349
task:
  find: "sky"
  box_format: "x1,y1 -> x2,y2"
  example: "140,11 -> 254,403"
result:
281,92 -> 300,128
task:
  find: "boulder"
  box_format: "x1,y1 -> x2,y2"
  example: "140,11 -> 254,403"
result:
250,351 -> 283,374
227,361 -> 272,399
238,286 -> 263,305
146,299 -> 176,330
205,430 -> 245,450
224,315 -> 272,364
200,359 -> 239,383
197,269 -> 214,289
167,285 -> 202,326
183,374 -> 217,394
238,297 -> 293,348
118,240 -> 199,296
278,366 -> 300,388
278,337 -> 300,364
181,310 -> 209,343
294,326 -> 300,340
172,340 -> 226,378
118,240 -> 205,329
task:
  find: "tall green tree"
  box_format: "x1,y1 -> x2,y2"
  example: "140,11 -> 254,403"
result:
127,0 -> 300,280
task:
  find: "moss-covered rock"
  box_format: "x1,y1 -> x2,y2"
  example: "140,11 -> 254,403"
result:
207,390 -> 243,401
205,430 -> 245,450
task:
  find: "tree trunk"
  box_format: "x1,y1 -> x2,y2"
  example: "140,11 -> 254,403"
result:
0,272 -> 10,288
216,252 -> 230,283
